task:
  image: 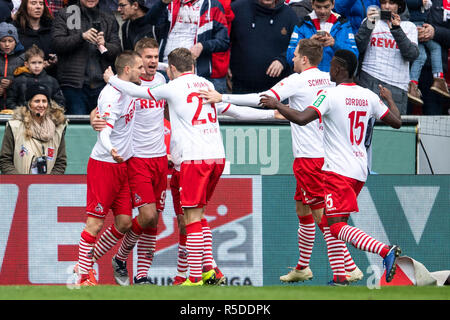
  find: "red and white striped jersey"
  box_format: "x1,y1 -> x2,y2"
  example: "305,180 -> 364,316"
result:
309,83 -> 389,182
90,84 -> 136,163
132,72 -> 167,158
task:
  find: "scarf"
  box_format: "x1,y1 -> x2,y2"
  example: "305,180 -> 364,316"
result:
309,11 -> 340,32
30,115 -> 56,142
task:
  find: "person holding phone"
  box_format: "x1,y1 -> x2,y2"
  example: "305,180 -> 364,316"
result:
51,0 -> 121,115
286,0 -> 358,72
355,0 -> 419,115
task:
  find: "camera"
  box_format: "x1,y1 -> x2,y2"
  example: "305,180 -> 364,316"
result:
35,156 -> 47,174
92,21 -> 101,32
380,10 -> 392,21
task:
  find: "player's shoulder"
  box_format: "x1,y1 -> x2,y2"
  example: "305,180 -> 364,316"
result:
357,85 -> 378,98
98,83 -> 123,101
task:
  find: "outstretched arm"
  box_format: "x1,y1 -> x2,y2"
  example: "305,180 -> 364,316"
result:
259,94 -> 318,126
220,103 -> 281,120
108,76 -> 151,99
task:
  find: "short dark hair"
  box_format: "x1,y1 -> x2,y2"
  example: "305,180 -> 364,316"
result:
168,48 -> 195,73
126,0 -> 149,12
333,49 -> 358,77
379,0 -> 406,14
296,39 -> 323,66
115,50 -> 141,75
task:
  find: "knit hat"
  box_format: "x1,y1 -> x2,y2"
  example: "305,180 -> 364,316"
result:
26,84 -> 50,102
0,22 -> 19,43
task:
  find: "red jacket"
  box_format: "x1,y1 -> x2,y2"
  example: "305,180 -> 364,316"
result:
211,0 -> 234,78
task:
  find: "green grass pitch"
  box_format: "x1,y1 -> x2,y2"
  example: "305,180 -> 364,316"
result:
0,285 -> 449,300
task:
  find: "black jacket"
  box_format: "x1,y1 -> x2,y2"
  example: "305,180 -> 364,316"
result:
51,2 -> 121,88
289,0 -> 312,24
230,0 -> 298,92
13,18 -> 53,59
6,68 -> 65,109
121,13 -> 164,51
0,0 -> 12,23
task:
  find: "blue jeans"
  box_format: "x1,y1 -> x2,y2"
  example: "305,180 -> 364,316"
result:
62,85 -> 105,115
410,40 -> 443,81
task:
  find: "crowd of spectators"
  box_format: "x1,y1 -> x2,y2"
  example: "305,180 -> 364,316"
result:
0,0 -> 447,117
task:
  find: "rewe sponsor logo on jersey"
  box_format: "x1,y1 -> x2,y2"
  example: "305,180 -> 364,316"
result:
138,99 -> 166,109
370,36 -> 399,49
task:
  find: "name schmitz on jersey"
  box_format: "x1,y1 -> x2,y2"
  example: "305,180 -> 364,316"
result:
269,67 -> 334,158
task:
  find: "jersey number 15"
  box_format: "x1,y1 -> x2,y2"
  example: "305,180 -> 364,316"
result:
348,111 -> 367,145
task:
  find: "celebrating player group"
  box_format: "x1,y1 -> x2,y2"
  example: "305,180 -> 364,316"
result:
74,38 -> 402,287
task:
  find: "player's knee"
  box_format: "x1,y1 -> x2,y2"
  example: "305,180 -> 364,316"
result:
85,216 -> 105,236
138,203 -> 158,225
115,216 -> 132,233
329,222 -> 347,239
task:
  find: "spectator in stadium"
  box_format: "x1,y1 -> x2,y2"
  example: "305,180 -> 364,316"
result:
0,0 -> 13,22
117,0 -> 164,51
6,44 -> 65,108
51,0 -> 121,115
46,1 -> 68,15
288,0 -> 312,24
408,0 -> 450,115
214,0 -> 233,93
229,0 -> 297,94
0,83 -> 67,174
0,22 -> 25,110
145,0 -> 230,89
99,0 -> 119,13
355,0 -> 418,115
286,0 -> 358,73
334,0 -> 380,34
13,0 -> 57,70
406,0 -> 450,109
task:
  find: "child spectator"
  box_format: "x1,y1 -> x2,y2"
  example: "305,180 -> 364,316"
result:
407,0 -> 450,105
0,21 -> 25,110
6,44 -> 65,109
